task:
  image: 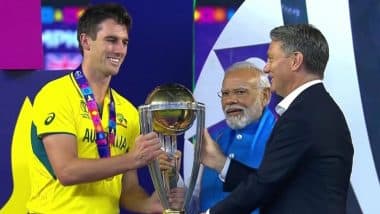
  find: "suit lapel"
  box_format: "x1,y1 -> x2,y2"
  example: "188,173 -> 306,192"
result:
265,83 -> 325,146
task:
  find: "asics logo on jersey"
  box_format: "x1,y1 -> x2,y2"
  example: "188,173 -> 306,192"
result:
44,112 -> 55,125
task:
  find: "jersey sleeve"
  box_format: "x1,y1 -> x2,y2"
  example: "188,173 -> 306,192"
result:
33,82 -> 76,137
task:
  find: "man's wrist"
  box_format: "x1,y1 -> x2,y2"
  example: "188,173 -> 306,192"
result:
218,157 -> 231,182
215,155 -> 227,172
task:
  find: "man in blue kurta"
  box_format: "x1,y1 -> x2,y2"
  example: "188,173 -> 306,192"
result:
199,61 -> 276,214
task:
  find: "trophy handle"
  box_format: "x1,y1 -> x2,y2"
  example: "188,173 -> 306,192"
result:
139,105 -> 171,209
183,102 -> 205,211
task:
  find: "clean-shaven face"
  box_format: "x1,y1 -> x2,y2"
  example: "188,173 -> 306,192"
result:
87,18 -> 129,77
264,40 -> 293,97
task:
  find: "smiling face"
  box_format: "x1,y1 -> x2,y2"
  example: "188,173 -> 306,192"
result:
221,68 -> 269,130
81,18 -> 129,77
264,40 -> 295,97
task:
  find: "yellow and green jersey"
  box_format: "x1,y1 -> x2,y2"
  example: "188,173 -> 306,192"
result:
27,73 -> 140,214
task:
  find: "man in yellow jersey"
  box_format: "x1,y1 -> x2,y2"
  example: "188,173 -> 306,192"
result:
28,3 -> 164,213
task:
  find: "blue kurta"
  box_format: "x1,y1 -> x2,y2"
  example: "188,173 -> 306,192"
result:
200,107 -> 276,213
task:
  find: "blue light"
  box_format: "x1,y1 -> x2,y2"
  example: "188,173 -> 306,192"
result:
227,8 -> 235,20
41,6 -> 54,24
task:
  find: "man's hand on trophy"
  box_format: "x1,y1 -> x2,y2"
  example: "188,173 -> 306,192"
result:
174,150 -> 182,172
147,191 -> 164,214
201,129 -> 227,173
132,132 -> 163,168
149,188 -> 185,212
168,187 -> 185,210
158,150 -> 182,172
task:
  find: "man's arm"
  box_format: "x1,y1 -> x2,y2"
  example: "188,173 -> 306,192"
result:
119,170 -> 163,213
43,132 -> 162,185
222,159 -> 257,192
210,117 -> 312,213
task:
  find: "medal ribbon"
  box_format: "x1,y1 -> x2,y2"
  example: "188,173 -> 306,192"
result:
73,70 -> 116,158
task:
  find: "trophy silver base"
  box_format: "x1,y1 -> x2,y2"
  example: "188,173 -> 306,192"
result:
163,209 -> 184,214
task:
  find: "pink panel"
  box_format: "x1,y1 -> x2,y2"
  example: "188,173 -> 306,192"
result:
0,0 -> 43,70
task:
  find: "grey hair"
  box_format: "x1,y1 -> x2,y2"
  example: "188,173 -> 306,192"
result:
225,61 -> 270,88
270,24 -> 329,78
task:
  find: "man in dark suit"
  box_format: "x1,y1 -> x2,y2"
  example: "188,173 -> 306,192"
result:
200,24 -> 354,214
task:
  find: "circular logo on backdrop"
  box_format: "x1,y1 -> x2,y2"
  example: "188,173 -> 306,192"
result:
44,112 -> 56,125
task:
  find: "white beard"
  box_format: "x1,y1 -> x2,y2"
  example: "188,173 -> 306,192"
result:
224,101 -> 263,130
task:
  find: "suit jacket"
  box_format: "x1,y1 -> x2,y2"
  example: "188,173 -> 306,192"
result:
210,83 -> 354,214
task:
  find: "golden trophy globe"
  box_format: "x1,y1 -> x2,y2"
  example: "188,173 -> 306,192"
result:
139,84 -> 205,214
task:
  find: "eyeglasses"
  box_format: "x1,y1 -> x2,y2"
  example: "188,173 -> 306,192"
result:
217,88 -> 251,99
